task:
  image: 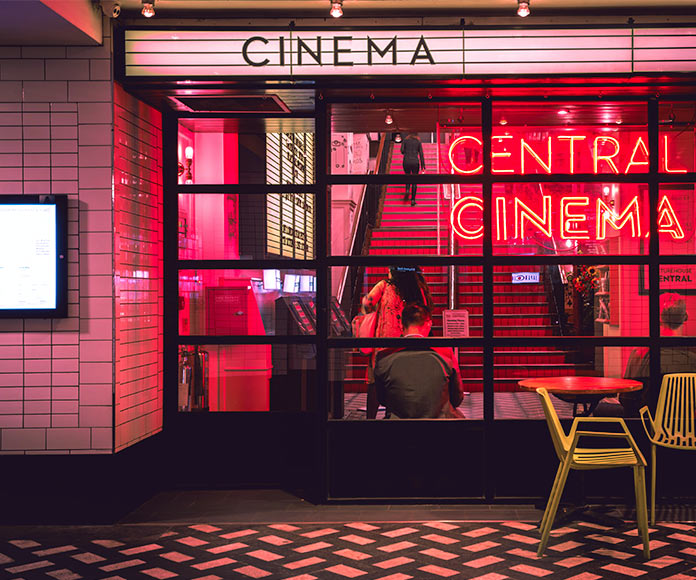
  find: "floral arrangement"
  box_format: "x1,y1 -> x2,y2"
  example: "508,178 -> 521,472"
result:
566,265 -> 599,300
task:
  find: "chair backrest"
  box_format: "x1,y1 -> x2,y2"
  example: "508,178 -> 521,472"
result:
536,387 -> 569,461
654,373 -> 696,444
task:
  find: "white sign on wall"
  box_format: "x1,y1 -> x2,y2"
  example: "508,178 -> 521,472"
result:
512,272 -> 540,284
124,28 -> 696,77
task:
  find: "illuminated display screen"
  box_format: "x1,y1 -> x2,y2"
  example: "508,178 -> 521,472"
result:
0,195 -> 68,317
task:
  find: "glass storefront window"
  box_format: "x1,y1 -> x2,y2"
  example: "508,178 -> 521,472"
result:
491,102 -> 648,175
330,346 -> 482,421
493,264 -> 647,337
178,344 -> 315,413
177,118 -> 315,185
491,183 -> 648,256
495,346 -> 640,419
179,193 -> 314,260
659,102 -> 695,174
330,185 -> 482,257
179,269 -> 316,336
329,103 -> 481,175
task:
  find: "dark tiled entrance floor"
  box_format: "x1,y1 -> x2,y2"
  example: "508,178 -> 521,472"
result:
1,491 -> 695,579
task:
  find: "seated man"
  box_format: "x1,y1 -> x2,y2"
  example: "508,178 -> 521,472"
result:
619,293 -> 696,417
374,303 -> 465,419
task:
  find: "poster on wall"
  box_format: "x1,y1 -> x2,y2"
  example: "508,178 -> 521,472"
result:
640,265 -> 696,295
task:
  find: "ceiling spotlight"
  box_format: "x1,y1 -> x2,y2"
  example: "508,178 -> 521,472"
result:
499,118 -> 508,126
330,0 -> 343,18
558,109 -> 569,116
385,113 -> 393,125
517,0 -> 530,17
394,133 -> 402,143
141,0 -> 155,17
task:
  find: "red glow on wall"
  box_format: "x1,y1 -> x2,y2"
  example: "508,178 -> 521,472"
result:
450,194 -> 685,242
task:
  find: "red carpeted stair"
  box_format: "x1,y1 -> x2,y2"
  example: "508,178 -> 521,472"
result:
346,140 -> 587,394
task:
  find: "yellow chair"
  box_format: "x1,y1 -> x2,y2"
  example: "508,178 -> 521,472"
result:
536,387 -> 650,558
639,373 -> 696,525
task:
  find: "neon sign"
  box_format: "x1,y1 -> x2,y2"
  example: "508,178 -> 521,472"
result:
450,194 -> 685,241
448,134 -> 688,175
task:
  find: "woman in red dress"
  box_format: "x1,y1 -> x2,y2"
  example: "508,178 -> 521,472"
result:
361,266 -> 434,418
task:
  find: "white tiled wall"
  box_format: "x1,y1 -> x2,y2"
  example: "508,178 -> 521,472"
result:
0,22 -> 115,454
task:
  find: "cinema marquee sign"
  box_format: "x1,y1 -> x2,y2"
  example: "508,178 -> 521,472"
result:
124,28 -> 696,77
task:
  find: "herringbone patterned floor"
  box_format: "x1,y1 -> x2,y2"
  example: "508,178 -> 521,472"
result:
2,519 -> 695,579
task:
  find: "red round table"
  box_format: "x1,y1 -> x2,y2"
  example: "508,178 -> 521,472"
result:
518,376 -> 643,416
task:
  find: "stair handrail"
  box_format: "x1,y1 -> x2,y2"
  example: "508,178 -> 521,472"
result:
339,133 -> 391,317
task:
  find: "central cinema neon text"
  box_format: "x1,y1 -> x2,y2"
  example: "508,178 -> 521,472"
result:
450,195 -> 685,241
448,134 -> 687,174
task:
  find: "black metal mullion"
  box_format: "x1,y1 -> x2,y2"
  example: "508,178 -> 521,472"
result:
648,98 -> 661,404
315,94 -> 330,503
162,112 -> 180,427
481,98 -> 495,502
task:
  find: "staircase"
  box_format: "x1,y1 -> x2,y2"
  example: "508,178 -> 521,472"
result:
345,139 -> 589,394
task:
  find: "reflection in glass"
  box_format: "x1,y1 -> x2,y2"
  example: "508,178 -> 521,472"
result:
178,344 -> 316,413
179,269 -> 316,336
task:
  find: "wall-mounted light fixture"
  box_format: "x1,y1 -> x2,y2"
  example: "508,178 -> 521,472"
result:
394,133 -> 402,143
184,146 -> 193,184
142,0 -> 155,18
330,0 -> 343,18
385,112 -> 394,125
517,0 -> 530,17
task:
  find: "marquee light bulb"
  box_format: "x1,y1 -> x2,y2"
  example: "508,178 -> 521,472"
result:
141,1 -> 155,17
517,0 -> 530,17
330,1 -> 343,17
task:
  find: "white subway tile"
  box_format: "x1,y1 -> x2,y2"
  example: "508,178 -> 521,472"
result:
0,401 -> 22,413
52,414 -> 78,428
52,167 -> 78,180
78,145 -> 111,167
78,102 -> 112,124
2,428 -> 45,450
79,405 -> 111,427
21,180 -> 50,193
46,60 -> 89,81
80,254 -> 113,277
80,362 -> 113,383
0,81 -> 22,102
25,401 -> 50,414
51,358 -> 79,372
0,111 -> 21,125
0,415 -> 22,428
79,209 -> 111,232
52,140 -> 78,153
24,387 -> 50,400
90,427 -> 112,449
52,400 -> 78,414
24,333 -> 51,346
79,318 -> 113,341
52,345 -> 78,358
23,126 -> 50,139
52,386 -> 78,400
0,140 -> 22,153
50,181 -> 78,195
51,333 -> 79,346
51,103 -> 77,112
23,140 -> 50,153
0,387 -> 22,401
52,373 -> 79,387
78,188 -> 112,210
67,38 -> 111,60
0,59 -> 44,81
81,297 -> 113,319
80,232 -> 112,254
21,46 -> 67,59
51,153 -> 78,167
23,168 -> 51,181
23,103 -> 49,112
80,340 -> 113,363
51,318 -> 80,333
0,359 -> 22,372
25,373 -> 50,387
46,427 -> 90,450
0,333 -> 22,346
90,59 -> 112,81
78,124 -> 111,146
69,81 -> 111,102
52,126 -> 78,139
0,345 -> 22,359
22,81 -> 67,102
24,359 -> 51,373
24,415 -> 50,428
22,112 -> 50,126
0,320 -> 23,332
24,346 -> 50,359
0,373 -> 22,387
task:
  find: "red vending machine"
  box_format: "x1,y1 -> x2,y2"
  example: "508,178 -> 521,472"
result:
206,279 -> 271,411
